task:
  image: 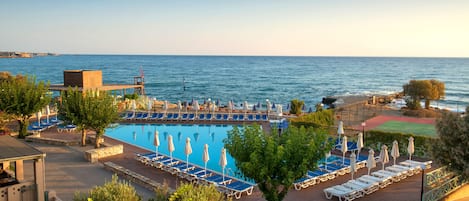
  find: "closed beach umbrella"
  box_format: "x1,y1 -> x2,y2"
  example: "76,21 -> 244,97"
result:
177,100 -> 182,115
379,145 -> 389,170
163,100 -> 169,113
266,99 -> 271,113
252,105 -> 257,112
391,140 -> 400,165
147,98 -> 153,112
277,104 -> 283,115
193,100 -> 199,116
185,137 -> 192,170
36,111 -> 42,127
46,105 -> 50,124
272,102 -> 276,109
337,121 -> 345,140
131,99 -> 137,112
257,101 -> 261,109
227,101 -> 233,114
325,151 -> 331,170
350,152 -> 357,180
154,131 -> 160,156
408,137 -> 415,160
168,135 -> 175,163
286,103 -> 290,110
203,144 -> 210,176
308,107 -> 313,113
219,148 -> 228,183
367,149 -> 376,175
357,132 -> 364,160
243,101 -> 249,115
302,104 -> 306,111
341,136 -> 348,166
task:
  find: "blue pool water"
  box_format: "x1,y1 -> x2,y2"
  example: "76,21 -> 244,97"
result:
105,123 -> 243,179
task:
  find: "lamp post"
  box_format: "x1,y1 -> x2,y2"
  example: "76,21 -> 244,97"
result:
420,164 -> 426,201
361,122 -> 366,145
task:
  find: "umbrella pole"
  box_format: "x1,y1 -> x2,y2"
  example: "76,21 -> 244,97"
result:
382,163 -> 385,170
394,158 -> 396,165
368,169 -> 371,175
186,156 -> 189,171
204,162 -> 207,177
222,167 -> 225,183
343,154 -> 345,166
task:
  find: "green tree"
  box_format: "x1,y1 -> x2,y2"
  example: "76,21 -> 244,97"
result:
168,183 -> 228,201
403,79 -> 445,109
73,174 -> 141,201
290,99 -> 304,115
59,88 -> 119,148
0,75 -> 50,138
224,125 -> 332,201
289,109 -> 334,128
431,106 -> 469,181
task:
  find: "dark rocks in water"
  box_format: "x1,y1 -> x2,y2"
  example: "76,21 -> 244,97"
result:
322,97 -> 337,105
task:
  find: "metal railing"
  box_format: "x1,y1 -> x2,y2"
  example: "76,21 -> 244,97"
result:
422,166 -> 467,201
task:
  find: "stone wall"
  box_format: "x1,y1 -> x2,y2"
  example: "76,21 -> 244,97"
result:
84,144 -> 123,163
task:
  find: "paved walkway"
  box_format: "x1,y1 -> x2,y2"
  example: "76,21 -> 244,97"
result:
22,141 -> 155,201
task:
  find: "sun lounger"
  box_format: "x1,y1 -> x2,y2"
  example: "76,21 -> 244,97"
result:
223,114 -> 230,120
186,169 -> 214,183
172,113 -> 180,120
135,112 -> 149,120
294,175 -> 318,190
188,113 -> 195,120
386,165 -> 413,177
125,112 -> 135,120
321,164 -> 349,176
232,114 -> 239,121
262,114 -> 268,121
215,114 -> 223,120
166,113 -> 174,120
372,170 -> 402,182
134,112 -> 144,119
343,179 -> 379,195
400,160 -> 432,170
148,113 -> 159,120
247,114 -> 254,121
357,175 -> 392,188
324,185 -> 361,201
218,180 -> 255,199
238,114 -> 245,120
180,167 -> 205,181
308,169 -> 333,182
205,113 -> 213,120
200,174 -> 232,185
198,113 -> 205,120
180,113 -> 189,120
255,114 -> 261,121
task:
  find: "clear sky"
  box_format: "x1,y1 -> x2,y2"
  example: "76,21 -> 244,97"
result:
1,0 -> 468,57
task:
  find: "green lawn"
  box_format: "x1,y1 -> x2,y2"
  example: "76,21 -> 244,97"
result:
373,120 -> 437,137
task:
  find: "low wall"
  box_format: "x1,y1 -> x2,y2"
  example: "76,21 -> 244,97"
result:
84,144 -> 123,163
25,135 -> 81,146
103,162 -> 174,193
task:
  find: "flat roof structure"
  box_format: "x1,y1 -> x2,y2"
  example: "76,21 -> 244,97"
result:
48,70 -> 144,95
0,135 -> 45,163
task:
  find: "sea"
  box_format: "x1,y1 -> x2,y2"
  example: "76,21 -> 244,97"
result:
1,55 -> 468,112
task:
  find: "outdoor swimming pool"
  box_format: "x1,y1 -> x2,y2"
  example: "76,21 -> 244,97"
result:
105,123 -> 244,180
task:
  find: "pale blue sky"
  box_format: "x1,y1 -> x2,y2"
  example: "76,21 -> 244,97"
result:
1,0 -> 468,57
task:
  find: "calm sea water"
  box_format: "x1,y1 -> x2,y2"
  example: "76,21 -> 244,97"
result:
1,55 -> 468,111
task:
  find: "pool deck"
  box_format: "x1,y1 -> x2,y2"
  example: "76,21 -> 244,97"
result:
27,123 -> 433,201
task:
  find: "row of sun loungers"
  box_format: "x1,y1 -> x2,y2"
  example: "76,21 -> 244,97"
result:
135,152 -> 255,199
123,112 -> 269,122
323,159 -> 432,201
293,155 -> 368,190
27,117 -> 61,132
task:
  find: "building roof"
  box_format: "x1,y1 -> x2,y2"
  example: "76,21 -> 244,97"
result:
0,135 -> 45,162
49,84 -> 144,92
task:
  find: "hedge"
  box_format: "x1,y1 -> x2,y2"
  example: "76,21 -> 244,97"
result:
364,130 -> 437,158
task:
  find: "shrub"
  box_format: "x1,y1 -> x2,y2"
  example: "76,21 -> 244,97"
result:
290,99 -> 304,115
168,183 -> 228,201
74,174 -> 141,201
124,93 -> 139,100
289,109 -> 334,129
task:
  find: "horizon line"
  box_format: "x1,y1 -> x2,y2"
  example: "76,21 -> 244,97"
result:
56,53 -> 469,59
